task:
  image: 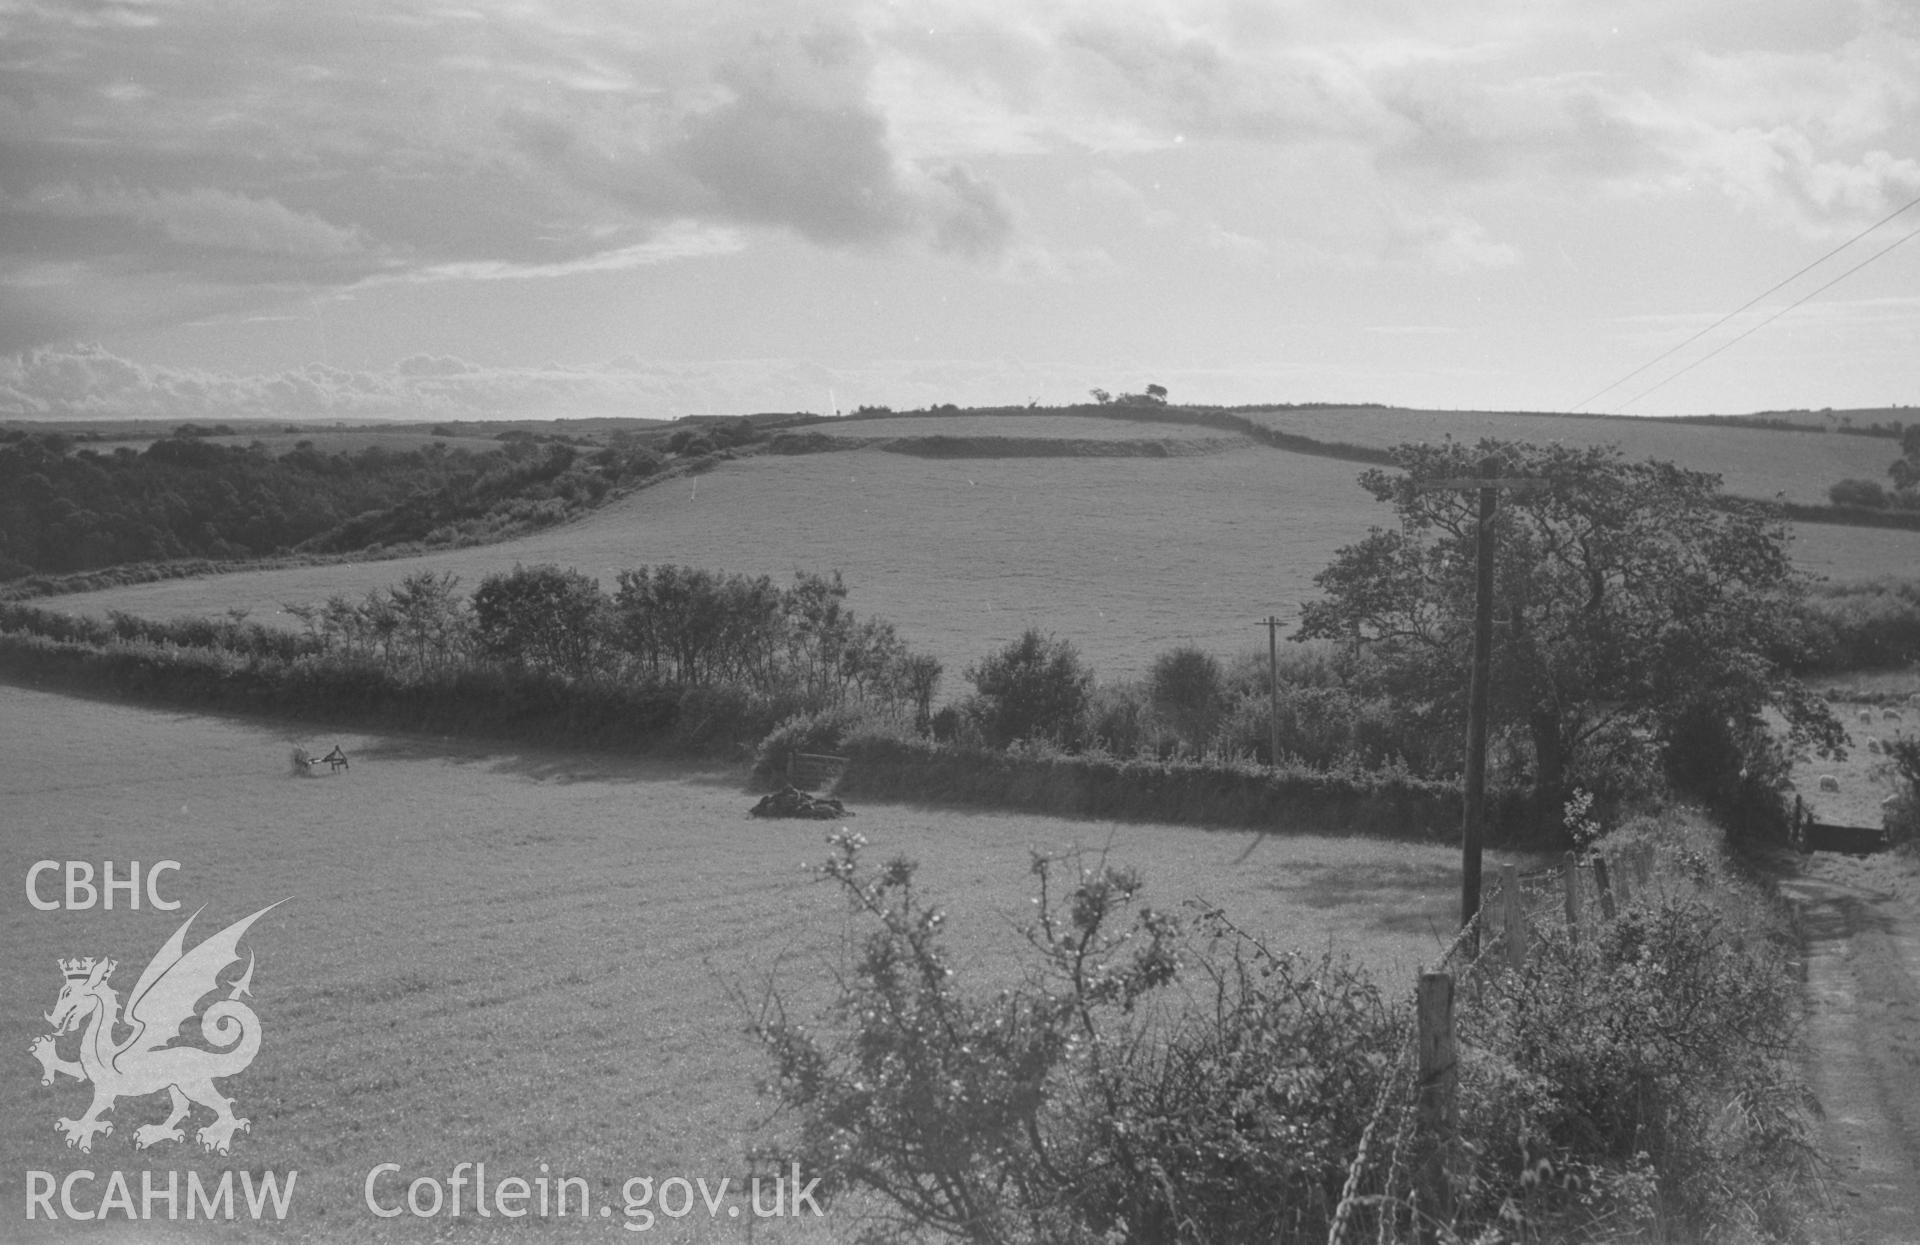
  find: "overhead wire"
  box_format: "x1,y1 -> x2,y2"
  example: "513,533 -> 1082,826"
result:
1570,189 -> 1920,412
1617,221 -> 1920,411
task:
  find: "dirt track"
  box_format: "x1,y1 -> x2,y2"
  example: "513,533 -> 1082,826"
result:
1777,850 -> 1920,1242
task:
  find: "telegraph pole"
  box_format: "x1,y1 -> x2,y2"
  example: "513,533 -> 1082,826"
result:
1415,456 -> 1544,940
1264,615 -> 1282,765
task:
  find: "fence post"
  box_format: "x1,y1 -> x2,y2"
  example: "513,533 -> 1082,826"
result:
1500,863 -> 1526,972
1593,855 -> 1616,920
1562,854 -> 1581,947
1417,971 -> 1458,1237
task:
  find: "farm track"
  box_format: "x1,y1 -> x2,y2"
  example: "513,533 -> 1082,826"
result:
1777,850 -> 1920,1243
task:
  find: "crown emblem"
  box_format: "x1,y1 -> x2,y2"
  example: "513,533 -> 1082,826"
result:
60,957 -> 108,981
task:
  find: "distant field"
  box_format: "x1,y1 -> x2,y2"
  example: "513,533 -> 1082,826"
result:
0,685 -> 1471,1240
1790,694 -> 1918,826
42,448 -> 1369,682
1245,407 -> 1899,506
814,413 -> 1231,440
82,430 -> 509,455
38,443 -> 1920,684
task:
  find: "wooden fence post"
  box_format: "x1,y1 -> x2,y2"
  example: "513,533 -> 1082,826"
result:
1417,971 -> 1458,1236
1562,854 -> 1582,947
1593,855 -> 1616,920
1500,863 -> 1526,972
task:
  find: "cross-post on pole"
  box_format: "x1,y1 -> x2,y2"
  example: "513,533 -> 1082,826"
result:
1414,455 -> 1544,945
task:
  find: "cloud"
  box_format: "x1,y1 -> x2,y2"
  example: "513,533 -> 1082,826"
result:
0,1 -> 1030,351
0,342 -> 1273,421
4,0 -> 1920,355
20,185 -> 366,258
401,221 -> 748,282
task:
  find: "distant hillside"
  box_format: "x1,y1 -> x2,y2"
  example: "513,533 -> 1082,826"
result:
33,428 -> 1920,683
1235,406 -> 1905,508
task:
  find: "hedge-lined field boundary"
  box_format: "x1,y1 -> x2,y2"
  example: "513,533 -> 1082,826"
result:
0,622 -> 1474,840
831,733 -> 1464,838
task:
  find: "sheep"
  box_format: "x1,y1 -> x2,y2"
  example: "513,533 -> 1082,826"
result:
1885,709 -> 1905,722
1868,737 -> 1883,754
1817,774 -> 1841,793
1859,709 -> 1874,724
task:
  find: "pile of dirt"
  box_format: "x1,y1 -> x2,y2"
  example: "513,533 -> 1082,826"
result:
750,785 -> 852,820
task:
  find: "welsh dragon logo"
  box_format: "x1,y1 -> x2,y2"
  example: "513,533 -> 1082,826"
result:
29,902 -> 283,1155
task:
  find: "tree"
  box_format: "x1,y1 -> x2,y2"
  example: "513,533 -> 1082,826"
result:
1144,382 -> 1168,404
472,564 -> 606,679
1148,644 -> 1223,750
965,629 -> 1095,748
1891,424 -> 1920,494
1297,439 -> 1842,823
1088,388 -> 1112,405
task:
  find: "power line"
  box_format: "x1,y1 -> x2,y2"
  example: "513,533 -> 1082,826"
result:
1570,189 -> 1920,412
1617,220 -> 1920,411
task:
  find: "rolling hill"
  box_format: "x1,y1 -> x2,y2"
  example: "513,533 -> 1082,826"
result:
33,409 -> 1920,684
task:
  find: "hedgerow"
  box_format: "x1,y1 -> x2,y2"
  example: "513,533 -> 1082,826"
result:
748,810 -> 1820,1244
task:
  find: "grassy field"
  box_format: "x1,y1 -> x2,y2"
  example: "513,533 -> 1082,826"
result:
0,685 -> 1478,1241
1794,691 -> 1920,826
812,413 -> 1233,441
1244,406 -> 1900,506
38,436 -> 1920,683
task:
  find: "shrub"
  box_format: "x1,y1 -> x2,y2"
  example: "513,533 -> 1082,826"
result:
751,705 -> 879,787
1148,644 -> 1224,750
1888,737 -> 1920,847
1828,477 -> 1890,508
747,833 -> 1398,1245
1085,681 -> 1165,757
1795,578 -> 1920,670
963,629 -> 1095,749
749,813 -> 1820,1245
1460,893 -> 1812,1241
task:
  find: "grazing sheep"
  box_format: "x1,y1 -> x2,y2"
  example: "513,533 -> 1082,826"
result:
1886,709 -> 1905,722
1868,737 -> 1883,754
1818,774 -> 1841,793
1887,794 -> 1901,809
1859,709 -> 1874,724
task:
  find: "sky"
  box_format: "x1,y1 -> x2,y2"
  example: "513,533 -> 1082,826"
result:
2,0 -> 1918,422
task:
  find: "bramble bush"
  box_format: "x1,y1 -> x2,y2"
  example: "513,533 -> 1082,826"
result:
749,812 -> 1820,1244
746,831 -> 1402,1245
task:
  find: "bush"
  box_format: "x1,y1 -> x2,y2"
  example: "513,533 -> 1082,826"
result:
1795,578 -> 1920,670
964,629 -> 1095,749
1461,895 -> 1812,1240
1148,645 -> 1224,749
751,705 -> 880,787
749,813 -> 1820,1245
1828,477 -> 1890,508
1888,737 -> 1920,847
747,832 -> 1395,1245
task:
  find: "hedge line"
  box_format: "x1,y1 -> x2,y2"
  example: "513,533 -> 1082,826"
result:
0,626 -> 1475,839
832,734 -> 1466,840
0,632 -> 700,750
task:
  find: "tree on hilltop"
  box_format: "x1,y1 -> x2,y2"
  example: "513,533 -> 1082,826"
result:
1297,439 -> 1843,824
